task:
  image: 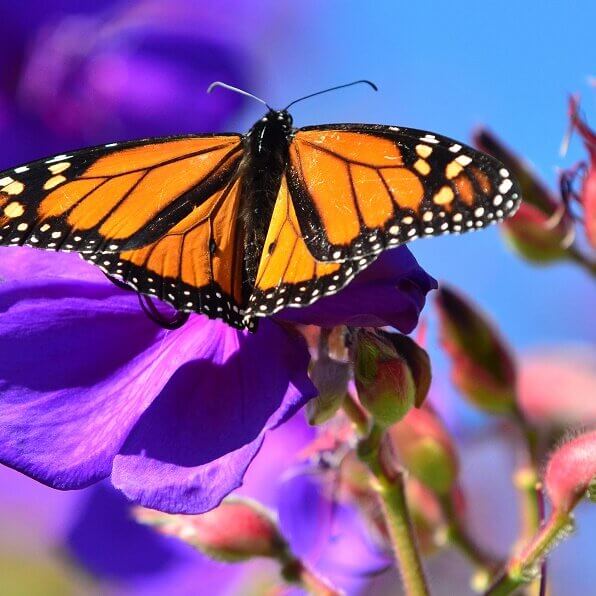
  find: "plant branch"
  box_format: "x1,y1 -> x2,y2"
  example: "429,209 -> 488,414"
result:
358,425 -> 430,596
484,510 -> 574,596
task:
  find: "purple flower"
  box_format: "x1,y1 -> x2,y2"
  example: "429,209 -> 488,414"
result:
0,245 -> 435,514
0,0 -> 256,167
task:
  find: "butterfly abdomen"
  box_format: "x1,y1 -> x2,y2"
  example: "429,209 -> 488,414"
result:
239,111 -> 293,298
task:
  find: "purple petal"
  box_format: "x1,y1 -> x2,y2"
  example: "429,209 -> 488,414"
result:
111,319 -> 316,514
0,246 -> 104,282
0,278 -> 191,489
279,246 -> 437,332
66,482 -> 185,580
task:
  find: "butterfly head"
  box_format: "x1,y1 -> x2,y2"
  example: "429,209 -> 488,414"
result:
261,109 -> 293,132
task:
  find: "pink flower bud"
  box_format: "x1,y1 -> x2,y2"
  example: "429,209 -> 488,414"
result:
474,128 -> 560,215
354,329 -> 416,428
389,407 -> 459,495
518,347 -> 596,427
502,201 -> 572,264
474,128 -> 576,261
545,430 -> 596,513
135,498 -> 287,562
436,286 -> 517,414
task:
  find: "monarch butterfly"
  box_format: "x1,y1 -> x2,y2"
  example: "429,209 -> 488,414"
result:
0,81 -> 520,330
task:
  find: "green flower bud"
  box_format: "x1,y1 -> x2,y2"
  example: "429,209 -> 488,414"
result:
354,329 -> 416,428
389,408 -> 459,495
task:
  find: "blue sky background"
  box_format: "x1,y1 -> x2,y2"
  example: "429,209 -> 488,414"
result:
226,0 -> 595,351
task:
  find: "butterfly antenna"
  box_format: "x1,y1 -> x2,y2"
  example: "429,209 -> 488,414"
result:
207,81 -> 272,110
284,79 -> 378,110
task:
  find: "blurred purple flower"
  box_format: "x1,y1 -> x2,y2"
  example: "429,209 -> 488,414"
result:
0,0 -> 258,167
278,463 -> 390,592
0,414 -> 315,594
0,245 -> 435,514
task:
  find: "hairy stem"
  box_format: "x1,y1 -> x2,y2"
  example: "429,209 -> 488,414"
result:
359,425 -> 430,596
484,510 -> 574,596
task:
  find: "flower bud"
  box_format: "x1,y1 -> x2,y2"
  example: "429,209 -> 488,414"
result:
436,286 -> 517,415
474,128 -> 576,261
381,332 -> 432,407
307,353 -> 350,425
501,201 -> 572,264
134,498 -> 287,562
545,430 -> 596,513
518,347 -> 596,428
354,329 -> 416,428
473,128 -> 559,215
389,408 -> 459,495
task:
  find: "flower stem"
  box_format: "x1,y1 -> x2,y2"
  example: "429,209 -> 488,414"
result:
513,466 -> 542,544
280,552 -> 341,596
358,425 -> 430,596
484,510 -> 574,596
566,245 -> 596,277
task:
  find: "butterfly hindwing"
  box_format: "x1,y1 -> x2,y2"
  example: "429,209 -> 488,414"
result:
91,176 -> 248,329
287,124 -> 521,262
0,134 -> 243,254
246,176 -> 378,318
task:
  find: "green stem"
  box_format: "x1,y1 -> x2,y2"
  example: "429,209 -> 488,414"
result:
513,466 -> 542,544
358,425 -> 430,596
484,510 -> 574,596
566,245 -> 596,277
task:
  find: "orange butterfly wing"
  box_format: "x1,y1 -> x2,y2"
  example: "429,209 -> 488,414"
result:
95,177 -> 247,328
0,135 -> 242,253
246,176 -> 377,318
287,125 -> 521,262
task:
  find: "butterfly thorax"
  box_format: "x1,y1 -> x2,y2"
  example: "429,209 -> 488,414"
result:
239,109 -> 293,299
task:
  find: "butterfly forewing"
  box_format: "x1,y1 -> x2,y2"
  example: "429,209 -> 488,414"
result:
287,124 -> 521,262
0,135 -> 243,254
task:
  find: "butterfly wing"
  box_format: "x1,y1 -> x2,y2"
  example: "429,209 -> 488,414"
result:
0,135 -> 243,253
94,175 -> 248,329
246,123 -> 521,318
245,176 -> 375,318
287,124 -> 521,261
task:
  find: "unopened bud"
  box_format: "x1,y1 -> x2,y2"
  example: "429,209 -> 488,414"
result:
307,353 -> 349,425
381,332 -> 431,407
473,128 -> 558,215
354,329 -> 416,428
518,348 -> 596,428
545,430 -> 596,513
436,286 -> 517,415
134,498 -> 287,562
502,201 -> 572,264
389,408 -> 459,495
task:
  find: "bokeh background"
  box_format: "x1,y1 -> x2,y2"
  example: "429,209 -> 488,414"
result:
0,1 -> 594,594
